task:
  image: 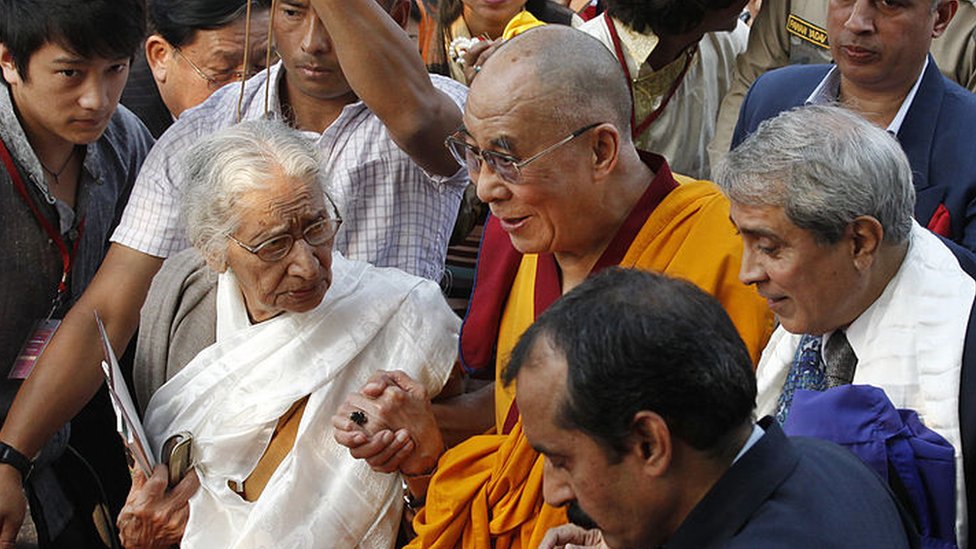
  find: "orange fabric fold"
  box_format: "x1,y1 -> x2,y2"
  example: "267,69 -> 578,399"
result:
413,176 -> 772,548
240,396 -> 308,502
619,176 -> 774,366
493,178 -> 774,426
409,421 -> 566,548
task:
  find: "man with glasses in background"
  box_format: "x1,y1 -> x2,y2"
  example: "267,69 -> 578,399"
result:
121,0 -> 273,138
729,0 -> 976,252
330,25 -> 772,548
0,0 -> 468,541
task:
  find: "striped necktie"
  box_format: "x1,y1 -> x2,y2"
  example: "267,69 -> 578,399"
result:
824,330 -> 858,388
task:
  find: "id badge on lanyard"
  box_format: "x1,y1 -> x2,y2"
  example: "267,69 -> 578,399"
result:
10,319 -> 62,380
0,137 -> 82,380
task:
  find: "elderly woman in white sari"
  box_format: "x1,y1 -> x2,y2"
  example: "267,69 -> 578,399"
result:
116,119 -> 459,548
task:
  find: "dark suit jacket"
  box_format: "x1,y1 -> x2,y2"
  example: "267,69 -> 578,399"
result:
665,418 -> 916,548
731,59 -> 976,253
941,237 -> 976,540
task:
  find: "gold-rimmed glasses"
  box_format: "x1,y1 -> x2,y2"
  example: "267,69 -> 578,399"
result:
227,216 -> 343,263
173,46 -> 278,90
444,122 -> 602,184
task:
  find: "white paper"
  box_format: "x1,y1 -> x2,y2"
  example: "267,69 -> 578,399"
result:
95,311 -> 156,476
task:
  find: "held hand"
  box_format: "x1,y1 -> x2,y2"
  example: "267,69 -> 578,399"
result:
333,370 -> 444,476
117,465 -> 199,549
334,373 -> 409,474
332,417 -> 416,474
538,524 -> 609,549
333,371 -> 416,474
0,466 -> 27,549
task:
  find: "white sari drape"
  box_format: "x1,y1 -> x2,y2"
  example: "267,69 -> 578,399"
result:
144,253 -> 459,548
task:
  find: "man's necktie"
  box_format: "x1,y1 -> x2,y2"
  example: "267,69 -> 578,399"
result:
775,334 -> 827,424
824,330 -> 858,387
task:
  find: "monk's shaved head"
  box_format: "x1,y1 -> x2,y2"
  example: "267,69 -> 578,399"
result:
472,25 -> 633,139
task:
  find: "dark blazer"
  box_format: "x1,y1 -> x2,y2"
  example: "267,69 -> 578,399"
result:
731,59 -> 976,252
665,418 -> 917,548
941,237 -> 976,540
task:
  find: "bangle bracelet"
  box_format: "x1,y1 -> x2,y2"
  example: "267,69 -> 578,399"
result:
402,464 -> 438,511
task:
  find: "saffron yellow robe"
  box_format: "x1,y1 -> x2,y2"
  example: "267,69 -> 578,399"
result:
411,160 -> 773,549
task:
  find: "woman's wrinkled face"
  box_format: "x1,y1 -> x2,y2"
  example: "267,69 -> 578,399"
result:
224,173 -> 334,323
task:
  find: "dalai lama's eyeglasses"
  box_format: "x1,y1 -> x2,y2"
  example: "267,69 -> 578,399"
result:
445,122 -> 602,184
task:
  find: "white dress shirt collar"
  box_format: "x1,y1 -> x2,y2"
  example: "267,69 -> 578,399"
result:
804,57 -> 928,135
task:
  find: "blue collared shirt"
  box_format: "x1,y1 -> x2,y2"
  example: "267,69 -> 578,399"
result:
733,423 -> 766,464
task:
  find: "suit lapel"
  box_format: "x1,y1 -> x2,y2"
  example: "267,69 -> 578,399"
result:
897,57 -> 944,196
664,419 -> 799,548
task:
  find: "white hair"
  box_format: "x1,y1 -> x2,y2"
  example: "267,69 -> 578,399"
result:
181,118 -> 330,268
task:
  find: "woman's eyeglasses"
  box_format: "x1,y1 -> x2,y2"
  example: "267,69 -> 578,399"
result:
227,216 -> 342,263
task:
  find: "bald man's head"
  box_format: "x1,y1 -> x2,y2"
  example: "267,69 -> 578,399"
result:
472,26 -> 633,139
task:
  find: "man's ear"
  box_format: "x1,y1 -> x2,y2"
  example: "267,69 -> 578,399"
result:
932,0 -> 958,38
591,123 -> 620,182
630,411 -> 672,477
848,215 -> 884,272
145,34 -> 172,85
389,0 -> 411,30
0,43 -> 23,86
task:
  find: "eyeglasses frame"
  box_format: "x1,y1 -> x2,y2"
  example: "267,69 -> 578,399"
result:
444,122 -> 603,184
172,45 -> 265,89
227,193 -> 343,263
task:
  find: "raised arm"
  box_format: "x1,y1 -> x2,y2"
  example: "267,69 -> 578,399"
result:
0,244 -> 163,542
309,0 -> 463,176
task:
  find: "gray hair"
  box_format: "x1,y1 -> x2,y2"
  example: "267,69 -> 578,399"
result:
182,118 -> 328,268
715,105 -> 915,245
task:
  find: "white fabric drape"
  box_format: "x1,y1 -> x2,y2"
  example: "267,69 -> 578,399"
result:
144,253 -> 459,548
756,223 -> 974,546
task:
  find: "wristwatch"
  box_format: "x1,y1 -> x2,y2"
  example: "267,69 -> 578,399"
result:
0,441 -> 33,481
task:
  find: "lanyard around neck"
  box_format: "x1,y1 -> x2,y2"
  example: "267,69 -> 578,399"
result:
0,136 -> 84,299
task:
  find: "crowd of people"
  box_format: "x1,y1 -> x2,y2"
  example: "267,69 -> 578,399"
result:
0,0 -> 974,548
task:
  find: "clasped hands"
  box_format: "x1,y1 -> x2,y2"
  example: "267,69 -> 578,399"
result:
332,370 -> 443,477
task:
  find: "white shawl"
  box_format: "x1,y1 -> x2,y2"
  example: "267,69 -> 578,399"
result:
144,253 -> 459,548
755,224 -> 974,546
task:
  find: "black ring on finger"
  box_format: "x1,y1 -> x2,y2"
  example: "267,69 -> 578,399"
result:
350,410 -> 368,426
